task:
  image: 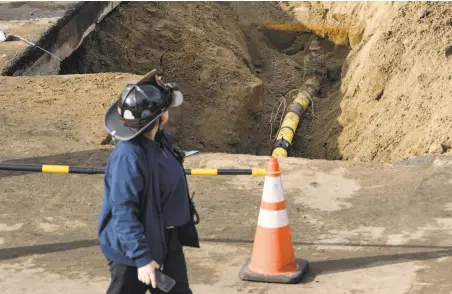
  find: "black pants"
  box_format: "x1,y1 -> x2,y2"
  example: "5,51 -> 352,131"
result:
106,229 -> 192,294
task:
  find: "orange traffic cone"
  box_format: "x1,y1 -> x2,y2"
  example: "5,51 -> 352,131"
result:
239,156 -> 309,284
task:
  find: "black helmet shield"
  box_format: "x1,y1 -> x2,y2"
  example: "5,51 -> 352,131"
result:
104,69 -> 183,141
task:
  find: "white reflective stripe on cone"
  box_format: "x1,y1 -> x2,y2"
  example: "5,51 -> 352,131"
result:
262,176 -> 285,203
257,209 -> 289,229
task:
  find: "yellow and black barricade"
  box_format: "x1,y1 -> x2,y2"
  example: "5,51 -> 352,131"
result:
0,163 -> 105,174
0,163 -> 267,177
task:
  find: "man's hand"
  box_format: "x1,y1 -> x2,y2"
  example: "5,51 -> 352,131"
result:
138,261 -> 160,288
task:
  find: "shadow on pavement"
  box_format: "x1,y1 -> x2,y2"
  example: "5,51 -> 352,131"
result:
1,238 -> 451,276
0,239 -> 99,261
201,237 -> 452,250
308,249 -> 452,276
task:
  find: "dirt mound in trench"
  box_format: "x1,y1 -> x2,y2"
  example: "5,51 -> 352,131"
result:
60,2 -> 268,154
59,1 -> 348,156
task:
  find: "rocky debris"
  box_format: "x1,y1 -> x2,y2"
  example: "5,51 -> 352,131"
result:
429,144 -> 443,155
418,9 -> 430,20
243,81 -> 264,111
268,30 -> 298,50
281,33 -> 312,55
445,45 -> 452,57
327,65 -> 342,82
428,142 -> 451,155
441,142 -> 451,153
375,89 -> 384,101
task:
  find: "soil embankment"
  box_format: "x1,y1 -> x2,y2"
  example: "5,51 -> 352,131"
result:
2,2 -> 451,162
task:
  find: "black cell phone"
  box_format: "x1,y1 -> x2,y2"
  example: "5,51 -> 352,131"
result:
155,270 -> 176,293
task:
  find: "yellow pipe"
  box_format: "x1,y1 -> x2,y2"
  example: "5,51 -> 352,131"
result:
276,112 -> 300,145
272,147 -> 288,157
294,95 -> 310,109
272,93 -> 311,157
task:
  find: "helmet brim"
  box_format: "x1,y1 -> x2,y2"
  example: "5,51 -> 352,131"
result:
170,91 -> 183,107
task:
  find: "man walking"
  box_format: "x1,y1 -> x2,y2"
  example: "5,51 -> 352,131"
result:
98,69 -> 199,293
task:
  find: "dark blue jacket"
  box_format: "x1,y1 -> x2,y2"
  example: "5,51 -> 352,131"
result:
97,132 -> 199,268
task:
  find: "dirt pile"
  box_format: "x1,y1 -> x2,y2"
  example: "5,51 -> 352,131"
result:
0,73 -> 137,161
60,2 -> 267,154
59,1 -> 348,156
283,1 -> 452,162
337,2 -> 452,162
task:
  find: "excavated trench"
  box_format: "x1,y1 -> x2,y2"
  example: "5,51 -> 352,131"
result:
58,1 -> 351,159
3,2 -> 450,163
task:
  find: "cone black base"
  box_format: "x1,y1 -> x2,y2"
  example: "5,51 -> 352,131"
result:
239,258 -> 309,284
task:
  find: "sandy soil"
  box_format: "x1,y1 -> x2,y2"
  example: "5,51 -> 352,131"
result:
284,1 -> 452,162
336,2 -> 452,162
0,73 -> 138,156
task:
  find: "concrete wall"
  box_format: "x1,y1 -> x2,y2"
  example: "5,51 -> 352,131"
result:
2,1 -> 121,76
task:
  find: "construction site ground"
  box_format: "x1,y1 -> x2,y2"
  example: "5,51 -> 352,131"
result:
1,1 -> 452,293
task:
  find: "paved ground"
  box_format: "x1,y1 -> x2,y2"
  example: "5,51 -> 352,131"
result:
1,149 -> 452,293
1,75 -> 451,293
